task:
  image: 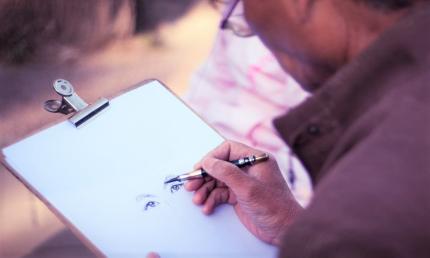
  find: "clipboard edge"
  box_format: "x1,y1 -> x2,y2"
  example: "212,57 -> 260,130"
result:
0,78 -> 226,257
0,79 -> 156,150
154,79 -> 226,142
0,154 -> 105,257
0,79 -> 159,258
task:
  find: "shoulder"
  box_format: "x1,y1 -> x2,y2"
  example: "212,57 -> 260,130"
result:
280,83 -> 430,258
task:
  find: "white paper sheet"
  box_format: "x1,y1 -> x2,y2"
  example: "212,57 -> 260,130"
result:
2,81 -> 276,258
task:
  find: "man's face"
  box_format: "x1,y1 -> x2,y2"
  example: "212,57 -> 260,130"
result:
242,0 -> 348,91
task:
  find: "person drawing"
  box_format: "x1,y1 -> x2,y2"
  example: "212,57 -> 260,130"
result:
150,0 -> 430,257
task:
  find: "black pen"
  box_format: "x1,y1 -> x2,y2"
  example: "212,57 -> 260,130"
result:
164,153 -> 270,184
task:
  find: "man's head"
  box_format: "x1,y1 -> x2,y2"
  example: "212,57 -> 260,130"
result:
240,0 -> 423,91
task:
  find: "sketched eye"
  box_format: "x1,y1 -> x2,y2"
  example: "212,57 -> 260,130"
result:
170,183 -> 183,193
144,201 -> 160,211
136,194 -> 161,212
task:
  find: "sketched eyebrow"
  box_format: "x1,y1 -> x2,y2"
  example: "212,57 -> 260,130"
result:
136,194 -> 157,202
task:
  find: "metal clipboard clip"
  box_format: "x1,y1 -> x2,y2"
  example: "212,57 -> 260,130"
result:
44,79 -> 109,128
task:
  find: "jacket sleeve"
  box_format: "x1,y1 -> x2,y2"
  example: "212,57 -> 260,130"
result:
279,100 -> 430,258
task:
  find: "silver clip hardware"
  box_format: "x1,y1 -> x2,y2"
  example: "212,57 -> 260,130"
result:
44,79 -> 109,127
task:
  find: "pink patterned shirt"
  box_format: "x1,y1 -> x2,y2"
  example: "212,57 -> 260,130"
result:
185,32 -> 312,205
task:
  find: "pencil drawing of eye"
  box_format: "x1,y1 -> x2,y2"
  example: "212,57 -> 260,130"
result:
169,183 -> 184,193
144,200 -> 160,211
136,194 -> 160,212
164,175 -> 184,194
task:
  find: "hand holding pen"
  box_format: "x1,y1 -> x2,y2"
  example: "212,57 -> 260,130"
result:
184,141 -> 303,245
165,153 -> 269,184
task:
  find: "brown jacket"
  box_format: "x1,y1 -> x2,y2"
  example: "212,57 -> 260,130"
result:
274,4 -> 430,258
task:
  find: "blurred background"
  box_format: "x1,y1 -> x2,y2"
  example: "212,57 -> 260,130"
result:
0,0 -> 220,257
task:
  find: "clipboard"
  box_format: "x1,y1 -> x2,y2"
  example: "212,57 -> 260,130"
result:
1,79 -> 276,258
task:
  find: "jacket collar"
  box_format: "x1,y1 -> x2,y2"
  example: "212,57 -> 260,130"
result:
273,3 -> 430,183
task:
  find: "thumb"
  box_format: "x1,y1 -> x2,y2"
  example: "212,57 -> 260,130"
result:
201,157 -> 253,192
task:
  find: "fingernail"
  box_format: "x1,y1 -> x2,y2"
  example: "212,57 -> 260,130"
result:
147,252 -> 160,258
193,195 -> 201,205
203,206 -> 211,215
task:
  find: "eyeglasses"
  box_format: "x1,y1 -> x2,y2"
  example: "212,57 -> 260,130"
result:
218,0 -> 255,37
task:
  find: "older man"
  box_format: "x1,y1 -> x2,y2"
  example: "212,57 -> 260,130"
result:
187,0 -> 430,257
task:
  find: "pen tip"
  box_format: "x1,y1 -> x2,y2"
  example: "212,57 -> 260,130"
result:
164,177 -> 178,184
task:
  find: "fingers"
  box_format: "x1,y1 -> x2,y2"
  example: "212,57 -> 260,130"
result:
187,141 -> 268,215
207,141 -> 232,160
201,157 -> 252,195
202,188 -> 232,215
185,178 -> 204,192
146,252 -> 160,258
207,140 -> 265,161
192,179 -> 216,205
191,141 -> 266,187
